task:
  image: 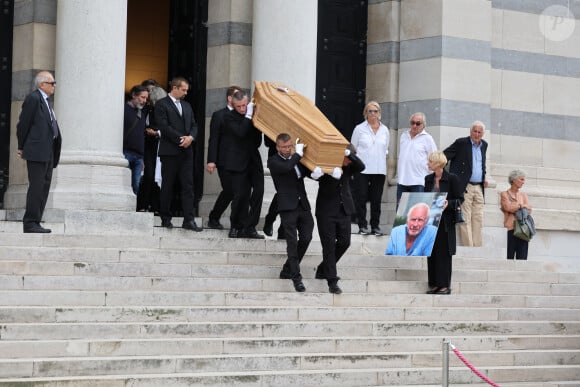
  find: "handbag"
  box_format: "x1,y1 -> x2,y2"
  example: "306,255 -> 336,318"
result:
513,208 -> 535,241
451,199 -> 465,224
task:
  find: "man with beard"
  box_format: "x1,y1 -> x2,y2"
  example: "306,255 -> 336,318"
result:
123,85 -> 149,195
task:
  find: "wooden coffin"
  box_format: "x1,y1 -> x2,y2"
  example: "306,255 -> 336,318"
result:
252,81 -> 349,173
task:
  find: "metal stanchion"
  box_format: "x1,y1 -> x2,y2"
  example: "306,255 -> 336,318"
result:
442,339 -> 450,387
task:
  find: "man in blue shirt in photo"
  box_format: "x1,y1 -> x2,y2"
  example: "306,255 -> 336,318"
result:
386,202 -> 437,256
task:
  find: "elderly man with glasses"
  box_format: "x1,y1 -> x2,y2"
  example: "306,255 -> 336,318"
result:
395,112 -> 437,208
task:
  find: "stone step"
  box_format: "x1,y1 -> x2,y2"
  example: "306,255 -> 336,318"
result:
2,274 -> 578,296
0,288 -> 578,311
0,350 -> 578,378
1,335 -> 578,359
0,365 -> 578,386
1,321 -> 579,341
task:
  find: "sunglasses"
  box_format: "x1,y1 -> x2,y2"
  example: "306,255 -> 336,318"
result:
44,81 -> 57,86
367,109 -> 379,114
410,121 -> 423,126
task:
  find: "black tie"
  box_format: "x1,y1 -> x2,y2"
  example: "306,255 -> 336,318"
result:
47,98 -> 59,138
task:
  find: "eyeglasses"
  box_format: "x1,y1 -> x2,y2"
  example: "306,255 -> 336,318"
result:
410,121 -> 423,126
44,81 -> 57,86
367,109 -> 379,114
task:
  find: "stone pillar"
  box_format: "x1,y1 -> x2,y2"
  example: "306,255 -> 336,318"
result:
6,0 -> 152,234
251,0 -> 318,99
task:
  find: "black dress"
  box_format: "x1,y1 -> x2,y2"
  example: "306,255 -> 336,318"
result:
424,170 -> 463,289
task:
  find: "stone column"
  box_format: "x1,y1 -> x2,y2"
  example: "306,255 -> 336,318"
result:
7,0 -> 152,234
251,0 -> 318,99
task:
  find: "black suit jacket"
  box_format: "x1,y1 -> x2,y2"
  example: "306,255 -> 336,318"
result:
16,89 -> 62,167
443,136 -> 487,195
315,153 -> 365,217
221,110 -> 262,172
424,170 -> 464,255
267,153 -> 311,212
207,106 -> 230,166
154,96 -> 197,157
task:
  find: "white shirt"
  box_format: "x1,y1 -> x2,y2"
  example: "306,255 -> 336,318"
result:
169,95 -> 182,115
351,120 -> 390,175
397,129 -> 437,186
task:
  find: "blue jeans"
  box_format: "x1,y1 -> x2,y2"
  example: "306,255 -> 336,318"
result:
396,184 -> 424,209
124,151 -> 143,195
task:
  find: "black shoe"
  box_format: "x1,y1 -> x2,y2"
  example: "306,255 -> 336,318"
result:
426,287 -> 439,294
292,280 -> 306,292
358,226 -> 371,235
207,218 -> 223,230
263,221 -> 273,237
434,288 -> 451,295
242,229 -> 265,239
182,220 -> 203,232
329,283 -> 342,294
23,224 -> 51,233
228,228 -> 239,238
371,227 -> 385,236
161,219 -> 173,229
279,270 -> 292,279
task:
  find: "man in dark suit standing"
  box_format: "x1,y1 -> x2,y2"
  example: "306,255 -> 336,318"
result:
16,71 -> 62,233
314,145 -> 365,294
443,121 -> 488,247
268,133 -> 314,292
205,85 -> 240,229
221,90 -> 264,239
154,76 -> 202,232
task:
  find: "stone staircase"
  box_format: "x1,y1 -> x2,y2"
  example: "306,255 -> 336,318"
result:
0,218 -> 579,386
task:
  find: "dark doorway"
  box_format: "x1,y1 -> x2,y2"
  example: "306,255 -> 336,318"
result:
168,0 -> 208,214
316,0 -> 368,141
0,0 -> 14,208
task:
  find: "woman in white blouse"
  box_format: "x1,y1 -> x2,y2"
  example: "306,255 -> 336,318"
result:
351,101 -> 390,236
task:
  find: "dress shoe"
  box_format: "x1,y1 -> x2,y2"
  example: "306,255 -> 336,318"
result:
279,270 -> 292,279
228,228 -> 239,238
263,221 -> 273,237
207,218 -> 224,230
23,224 -> 51,233
358,226 -> 371,235
371,227 -> 385,236
292,279 -> 306,292
329,283 -> 342,294
161,219 -> 173,229
426,287 -> 439,294
182,220 -> 203,232
435,287 -> 451,295
242,229 -> 265,239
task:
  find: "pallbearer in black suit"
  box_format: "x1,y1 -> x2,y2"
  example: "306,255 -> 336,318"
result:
268,133 -> 314,292
16,71 -> 62,233
314,145 -> 365,294
154,77 -> 202,232
206,85 -> 240,229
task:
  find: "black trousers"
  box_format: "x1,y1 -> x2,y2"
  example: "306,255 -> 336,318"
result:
316,208 -> 351,283
355,173 -> 386,229
427,225 -> 452,288
245,160 -> 264,231
160,151 -> 195,223
208,167 -> 233,221
137,136 -> 160,212
280,207 -> 314,280
507,229 -> 529,260
23,159 -> 53,226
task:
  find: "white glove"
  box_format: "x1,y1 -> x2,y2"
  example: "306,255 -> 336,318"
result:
331,167 -> 342,180
311,166 -> 323,180
245,102 -> 254,119
344,149 -> 351,157
295,143 -> 305,157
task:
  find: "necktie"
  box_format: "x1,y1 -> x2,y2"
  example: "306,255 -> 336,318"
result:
47,98 -> 59,138
175,100 -> 182,116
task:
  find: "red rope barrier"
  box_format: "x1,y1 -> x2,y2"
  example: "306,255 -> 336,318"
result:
450,343 -> 500,387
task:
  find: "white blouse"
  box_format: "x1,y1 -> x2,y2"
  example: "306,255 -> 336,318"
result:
351,120 -> 390,175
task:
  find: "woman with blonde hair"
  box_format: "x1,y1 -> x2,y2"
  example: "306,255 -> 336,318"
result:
350,101 -> 390,236
500,170 -> 532,260
424,151 -> 463,294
